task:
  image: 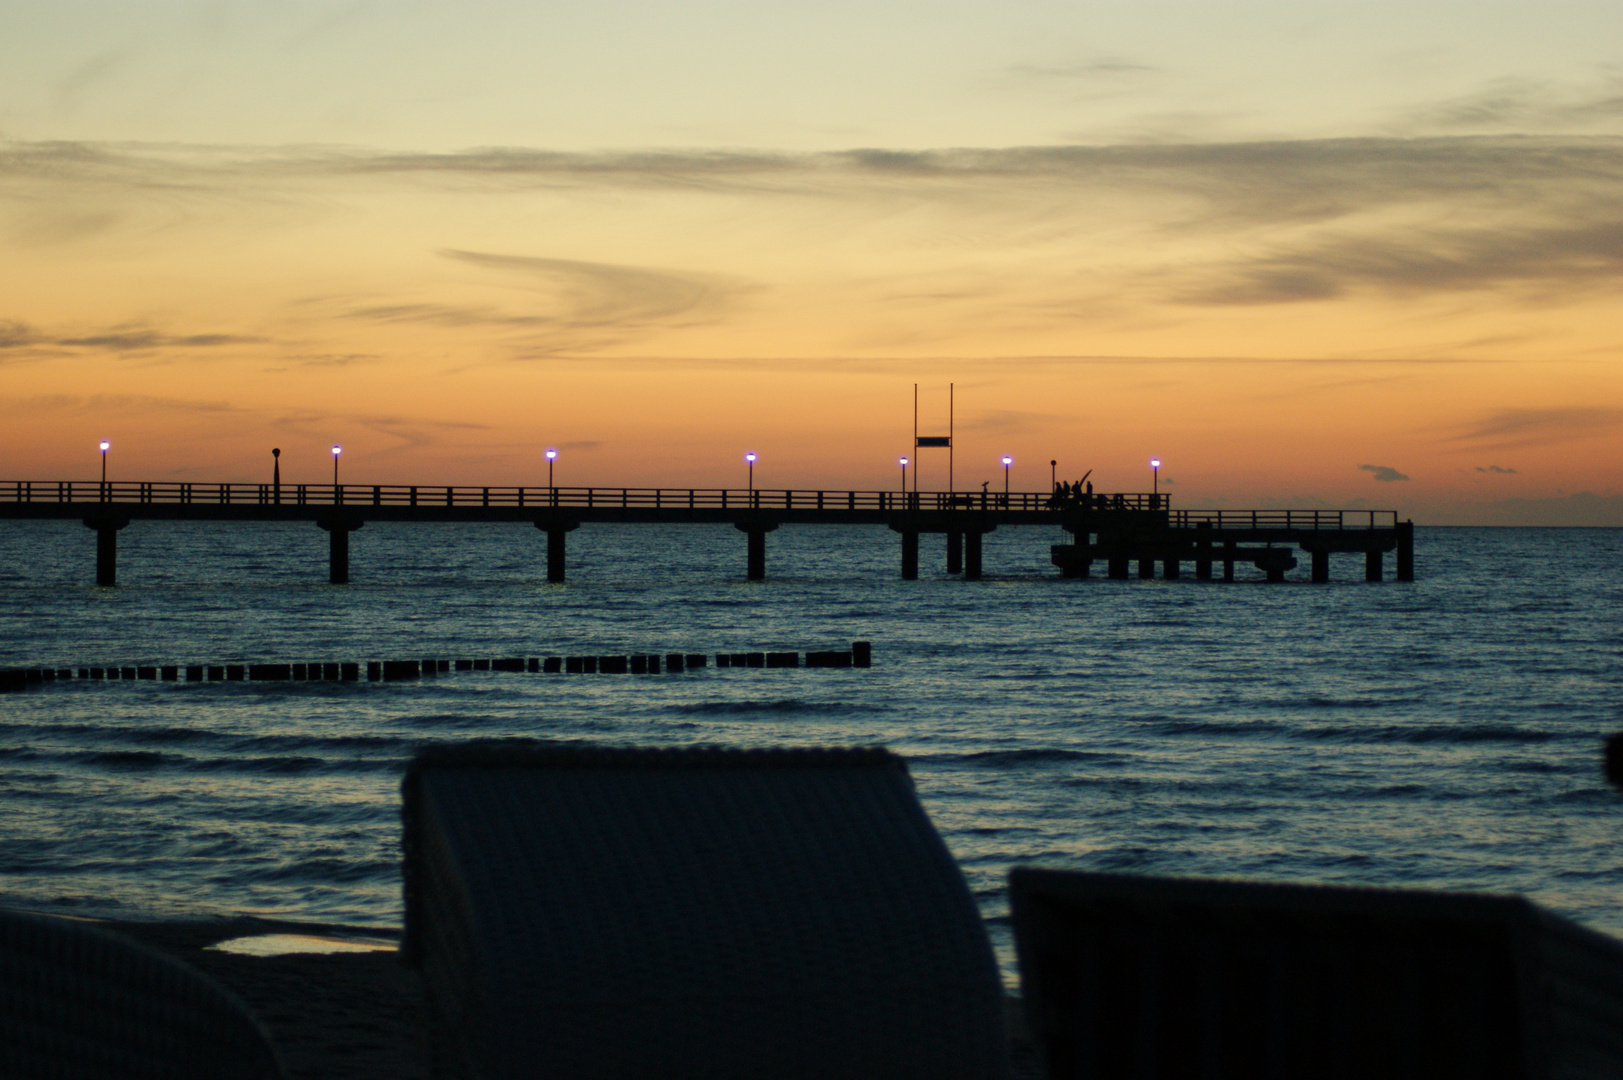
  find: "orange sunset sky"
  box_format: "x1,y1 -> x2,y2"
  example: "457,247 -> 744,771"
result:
2,2 -> 1620,524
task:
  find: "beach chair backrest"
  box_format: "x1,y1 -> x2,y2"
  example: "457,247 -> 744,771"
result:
1010,868 -> 1623,1080
402,742 -> 1008,1080
0,907 -> 286,1080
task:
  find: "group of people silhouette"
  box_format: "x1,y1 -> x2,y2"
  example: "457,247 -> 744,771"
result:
1045,478 -> 1099,510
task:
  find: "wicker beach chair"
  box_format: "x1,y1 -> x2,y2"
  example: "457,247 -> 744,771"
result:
0,907 -> 285,1080
401,742 -> 1008,1079
1009,868 -> 1623,1079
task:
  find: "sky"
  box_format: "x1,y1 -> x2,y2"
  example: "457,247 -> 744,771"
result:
2,1 -> 1621,524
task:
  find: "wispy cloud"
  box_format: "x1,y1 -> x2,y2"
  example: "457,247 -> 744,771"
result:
1359,464 -> 1410,482
1176,219 -> 1623,305
319,250 -> 753,358
1401,76 -> 1623,134
56,328 -> 263,351
1010,56 -> 1156,78
0,318 -> 264,362
0,393 -> 247,416
54,50 -> 130,111
440,250 -> 734,329
1454,407 -> 1623,449
1476,465 -> 1518,474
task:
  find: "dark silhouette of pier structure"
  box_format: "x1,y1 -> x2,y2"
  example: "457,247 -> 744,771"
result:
0,481 -> 1411,586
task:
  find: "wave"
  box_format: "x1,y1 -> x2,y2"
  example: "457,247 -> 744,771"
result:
958,748 -> 1117,766
240,857 -> 398,885
1309,723 -> 1554,744
668,700 -> 886,716
87,750 -> 166,769
1156,719 -> 1292,737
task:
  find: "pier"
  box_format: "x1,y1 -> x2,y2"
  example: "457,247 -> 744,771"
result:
0,480 -> 1411,585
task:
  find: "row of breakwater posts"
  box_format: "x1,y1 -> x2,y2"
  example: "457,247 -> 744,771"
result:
0,481 -> 1413,585
0,642 -> 874,692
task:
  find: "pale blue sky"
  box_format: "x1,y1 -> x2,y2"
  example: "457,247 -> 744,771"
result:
3,1 -> 1621,150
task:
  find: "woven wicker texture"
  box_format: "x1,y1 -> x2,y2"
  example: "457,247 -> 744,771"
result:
0,908 -> 286,1080
1010,869 -> 1623,1080
401,741 -> 1007,1079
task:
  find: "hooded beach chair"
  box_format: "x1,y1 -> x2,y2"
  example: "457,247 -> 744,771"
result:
0,907 -> 285,1080
1010,868 -> 1623,1079
401,741 -> 1008,1079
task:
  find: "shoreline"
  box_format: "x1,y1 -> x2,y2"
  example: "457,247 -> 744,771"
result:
67,915 -> 1038,1080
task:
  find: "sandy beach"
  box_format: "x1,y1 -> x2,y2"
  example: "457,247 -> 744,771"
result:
94,917 -> 1040,1080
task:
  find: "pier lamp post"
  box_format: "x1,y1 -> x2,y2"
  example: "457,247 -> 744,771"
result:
1051,460 -> 1056,492
272,448 -> 281,504
1150,457 -> 1160,506
99,440 -> 110,486
332,444 -> 342,486
1002,455 -> 1013,497
546,448 -> 557,489
745,451 -> 756,491
899,456 -> 908,492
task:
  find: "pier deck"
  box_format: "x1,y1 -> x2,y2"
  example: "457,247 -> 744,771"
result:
0,481 -> 1410,586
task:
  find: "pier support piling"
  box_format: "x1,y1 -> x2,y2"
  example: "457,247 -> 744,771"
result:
946,531 -> 962,574
1311,549 -> 1330,583
736,521 -> 779,581
1195,522 -> 1213,580
1397,520 -> 1415,581
534,520 -> 579,583
1366,548 -> 1383,582
1138,557 -> 1155,579
964,531 -> 983,581
1109,555 -> 1130,579
1223,541 -> 1236,582
1163,558 -> 1180,580
747,529 -> 766,580
548,529 -> 567,583
901,530 -> 919,580
316,519 -> 364,584
82,517 -> 129,586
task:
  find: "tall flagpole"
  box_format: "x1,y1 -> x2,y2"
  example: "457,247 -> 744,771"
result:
913,383 -> 918,493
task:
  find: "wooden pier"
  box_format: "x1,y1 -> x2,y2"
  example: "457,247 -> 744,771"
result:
0,480 -> 1411,586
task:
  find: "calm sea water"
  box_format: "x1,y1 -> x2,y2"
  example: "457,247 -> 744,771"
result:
2,521 -> 1621,980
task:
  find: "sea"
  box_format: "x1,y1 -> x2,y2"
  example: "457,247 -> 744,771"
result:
2,520 -> 1621,982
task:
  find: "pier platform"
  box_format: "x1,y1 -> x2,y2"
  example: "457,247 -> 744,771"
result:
0,481 -> 1411,586
1049,506 -> 1410,583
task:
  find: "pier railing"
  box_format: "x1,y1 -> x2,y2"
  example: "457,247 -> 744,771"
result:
1169,509 -> 1397,530
2,481 -> 1166,513
0,482 -> 1397,527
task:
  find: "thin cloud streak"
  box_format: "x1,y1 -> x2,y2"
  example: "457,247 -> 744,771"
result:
0,319 -> 263,354
439,250 -> 737,329
1453,407 -> 1623,449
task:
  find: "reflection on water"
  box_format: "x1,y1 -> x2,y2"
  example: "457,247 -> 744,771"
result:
2,522 -> 1621,983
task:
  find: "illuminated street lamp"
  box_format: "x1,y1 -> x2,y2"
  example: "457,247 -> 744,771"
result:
1150,457 -> 1161,504
745,451 -> 756,491
332,444 -> 342,485
899,456 -> 909,492
1002,455 -> 1013,497
99,440 -> 110,486
545,448 -> 558,489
